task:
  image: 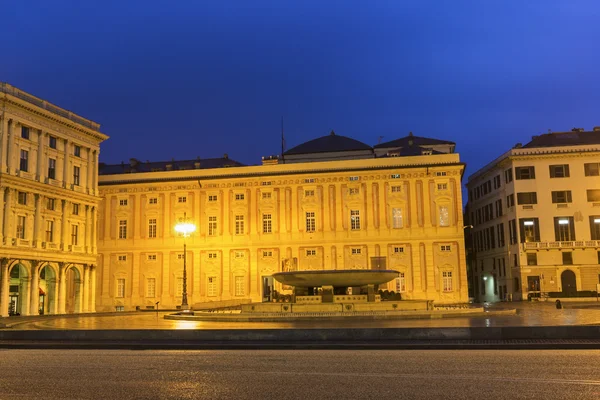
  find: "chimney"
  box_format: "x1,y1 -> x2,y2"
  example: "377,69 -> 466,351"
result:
223,153 -> 228,159
513,143 -> 522,149
593,126 -> 600,132
572,127 -> 584,132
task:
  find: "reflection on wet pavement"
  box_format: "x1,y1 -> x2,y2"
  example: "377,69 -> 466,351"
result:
3,301 -> 600,330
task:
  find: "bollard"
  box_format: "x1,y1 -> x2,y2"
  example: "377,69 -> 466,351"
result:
555,299 -> 562,309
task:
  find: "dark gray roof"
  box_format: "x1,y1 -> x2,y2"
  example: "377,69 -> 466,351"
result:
522,130 -> 600,148
374,132 -> 455,149
99,156 -> 245,175
284,130 -> 372,156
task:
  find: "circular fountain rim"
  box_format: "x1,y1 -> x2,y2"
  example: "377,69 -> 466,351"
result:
272,269 -> 399,287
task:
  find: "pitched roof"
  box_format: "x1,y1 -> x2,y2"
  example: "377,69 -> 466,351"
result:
522,130 -> 600,148
284,130 -> 372,156
99,156 -> 245,175
374,132 -> 455,149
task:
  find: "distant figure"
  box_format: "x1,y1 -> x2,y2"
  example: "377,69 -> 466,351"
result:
555,299 -> 562,309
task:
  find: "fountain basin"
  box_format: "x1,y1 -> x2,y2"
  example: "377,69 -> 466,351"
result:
272,269 -> 399,288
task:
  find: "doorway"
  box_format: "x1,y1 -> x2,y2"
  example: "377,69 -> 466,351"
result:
261,276 -> 273,302
561,270 -> 577,295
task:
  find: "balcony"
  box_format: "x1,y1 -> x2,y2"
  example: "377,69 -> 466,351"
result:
41,242 -> 59,250
69,245 -> 84,253
523,240 -> 600,250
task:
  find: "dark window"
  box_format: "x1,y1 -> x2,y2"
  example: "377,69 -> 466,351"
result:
72,203 -> 79,215
505,168 -> 513,183
74,145 -> 81,157
549,164 -> 570,178
73,166 -> 80,186
19,149 -> 29,172
519,218 -> 540,243
513,253 -> 518,267
497,223 -> 505,247
517,192 -> 537,205
514,277 -> 519,292
509,219 -> 518,244
562,252 -> 573,265
527,253 -> 537,266
21,126 -> 30,139
587,189 -> 600,202
506,194 -> 515,208
551,191 -> 572,204
489,227 -> 495,249
495,199 -> 503,217
515,166 -> 535,180
584,163 -> 600,176
589,216 -> 600,240
48,158 -> 56,180
554,217 -> 575,241
17,191 -> 27,205
49,136 -> 57,149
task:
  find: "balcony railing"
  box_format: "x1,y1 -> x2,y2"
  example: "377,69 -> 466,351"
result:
523,240 -> 600,250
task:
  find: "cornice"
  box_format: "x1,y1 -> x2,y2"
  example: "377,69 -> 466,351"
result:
0,173 -> 102,205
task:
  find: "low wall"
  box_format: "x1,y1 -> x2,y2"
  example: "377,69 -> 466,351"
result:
242,300 -> 431,313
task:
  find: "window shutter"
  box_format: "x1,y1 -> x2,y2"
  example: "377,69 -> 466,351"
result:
553,218 -> 560,241
569,217 -> 575,240
519,219 -> 525,244
565,165 -> 570,177
534,218 -> 540,241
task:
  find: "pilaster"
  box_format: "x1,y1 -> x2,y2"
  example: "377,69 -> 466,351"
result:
0,259 -> 9,317
29,261 -> 40,315
33,194 -> 43,247
3,188 -> 14,242
86,148 -> 93,194
36,130 -> 45,182
62,139 -> 70,188
7,119 -> 17,173
0,115 -> 8,171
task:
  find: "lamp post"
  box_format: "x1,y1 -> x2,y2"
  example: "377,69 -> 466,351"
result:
174,212 -> 196,312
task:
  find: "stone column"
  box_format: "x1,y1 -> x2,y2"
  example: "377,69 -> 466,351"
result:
20,274 -> 31,316
30,261 -> 40,315
0,116 -> 8,172
3,188 -> 13,242
7,120 -> 17,173
61,200 -> 69,250
84,205 -> 91,252
94,150 -> 99,194
62,138 -> 70,188
86,148 -> 93,194
82,264 -> 89,312
36,130 -> 45,182
58,264 -> 67,314
51,269 -> 59,315
33,194 -> 43,247
89,265 -> 97,312
0,259 -> 10,317
0,187 -> 5,244
91,207 -> 98,254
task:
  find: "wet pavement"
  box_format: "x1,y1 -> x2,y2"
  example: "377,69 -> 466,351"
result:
2,301 -> 600,330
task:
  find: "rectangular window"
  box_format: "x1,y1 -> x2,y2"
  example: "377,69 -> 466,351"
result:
20,149 -> 29,172
46,198 -> 55,211
117,255 -> 127,262
148,218 -> 157,238
589,216 -> 600,240
348,188 -> 360,195
306,249 -> 316,256
235,276 -> 245,296
438,205 -> 449,227
390,174 -> 401,179
584,163 -> 600,176
45,220 -> 54,242
149,197 -> 158,204
207,277 -> 217,297
519,218 -> 540,243
393,246 -> 404,254
396,273 -> 406,293
515,166 -> 535,180
554,217 -> 575,241
21,126 -> 30,139
178,196 -> 187,203
527,253 -> 537,266
119,199 -> 128,206
17,191 -> 27,205
177,253 -> 185,260
208,216 -> 217,236
146,278 -> 156,297
587,190 -> 600,202
72,203 -> 79,215
305,212 -> 316,232
208,252 -> 217,259
517,192 -> 537,205
437,183 -> 448,191
147,254 -> 157,261
506,194 -> 515,208
442,271 -> 453,292
118,220 -> 127,239
261,181 -> 272,186
493,175 -> 501,189
16,215 -> 26,239
48,158 -> 56,180
73,166 -> 80,186
235,215 -> 244,235
71,224 -> 78,245
74,145 -> 81,157
350,210 -> 361,230
208,195 -> 218,202
262,251 -> 273,258
391,186 -> 401,193
392,208 -> 403,229
505,168 -> 513,183
549,164 -> 570,178
49,136 -> 57,149
497,223 -> 505,247
235,193 -> 245,201
349,176 -> 359,181
435,171 -> 447,177
304,178 -> 315,183
551,191 -> 572,204
262,192 -> 272,199
262,214 -> 272,233
116,279 -> 125,298
304,190 -> 315,197
509,219 -> 518,245
234,251 -> 244,259
440,245 -> 451,252
351,247 -> 362,255
562,252 -> 573,265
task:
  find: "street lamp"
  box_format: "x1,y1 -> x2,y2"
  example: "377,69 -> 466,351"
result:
174,212 -> 196,312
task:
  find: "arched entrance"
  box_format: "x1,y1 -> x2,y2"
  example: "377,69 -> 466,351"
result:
561,270 -> 577,295
38,264 -> 58,315
65,266 -> 83,313
8,262 -> 30,316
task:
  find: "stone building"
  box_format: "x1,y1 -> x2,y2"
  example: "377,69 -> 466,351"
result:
466,128 -> 600,302
96,131 -> 469,311
0,83 -> 107,316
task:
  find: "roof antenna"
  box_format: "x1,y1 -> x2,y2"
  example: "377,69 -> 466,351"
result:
378,135 -> 384,144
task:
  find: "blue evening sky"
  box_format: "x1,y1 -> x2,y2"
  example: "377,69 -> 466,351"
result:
3,0 -> 600,179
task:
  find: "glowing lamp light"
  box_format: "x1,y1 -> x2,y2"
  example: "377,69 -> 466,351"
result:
558,219 -> 569,225
594,218 -> 600,224
524,221 -> 534,226
483,277 -> 488,281
175,221 -> 196,236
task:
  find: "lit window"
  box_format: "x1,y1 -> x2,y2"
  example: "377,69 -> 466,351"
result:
350,210 -> 361,230
208,277 -> 217,297
304,178 -> 315,183
235,215 -> 244,235
149,197 -> 158,204
74,145 -> 81,157
235,193 -> 245,201
19,149 -> 28,172
16,216 -> 26,239
73,166 -> 80,186
148,218 -> 157,238
392,208 -> 403,229
116,279 -> 125,298
261,181 -> 272,186
48,158 -> 56,179
306,249 -> 316,257
178,196 -> 187,203
442,271 -> 453,292
439,205 -> 449,227
391,186 -> 401,193
208,216 -> 217,236
71,224 -> 78,245
262,214 -> 272,233
396,273 -> 406,293
390,174 -> 401,179
349,176 -> 359,181
305,211 -> 316,232
45,220 -> 54,242
351,247 -> 362,255
17,191 -> 27,205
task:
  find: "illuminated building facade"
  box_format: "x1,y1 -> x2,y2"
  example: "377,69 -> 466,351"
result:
0,83 -> 107,316
467,129 -> 600,302
96,132 -> 469,311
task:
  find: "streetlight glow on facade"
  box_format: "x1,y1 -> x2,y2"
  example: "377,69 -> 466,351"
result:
174,213 -> 196,312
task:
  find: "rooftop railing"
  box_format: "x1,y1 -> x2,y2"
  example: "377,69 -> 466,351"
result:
523,240 -> 600,250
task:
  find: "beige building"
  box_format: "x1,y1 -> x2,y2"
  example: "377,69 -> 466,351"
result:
96,132 -> 469,311
0,83 -> 107,317
466,128 -> 600,302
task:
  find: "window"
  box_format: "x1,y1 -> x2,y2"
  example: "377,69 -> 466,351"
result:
517,192 -> 537,205
147,254 -> 157,261
72,203 -> 79,215
262,192 -> 272,199
493,175 -> 501,189
149,197 -> 158,204
306,249 -> 316,256
562,252 -> 573,265
391,186 -> 401,193
74,145 -> 81,157
349,176 -> 359,181
235,215 -> 244,235
208,216 -> 217,236
396,273 -> 406,293
208,252 -> 217,259
392,208 -> 403,229
207,277 -> 217,297
390,174 -> 401,179
116,279 -> 125,298
519,218 -> 540,243
442,271 -> 453,292
435,171 -> 447,177
148,218 -> 157,238
48,158 -> 56,180
527,253 -> 537,266
351,247 -> 362,255
49,136 -> 57,149
235,276 -> 245,296
554,217 -> 575,241
587,190 -> 600,202
117,199 -> 128,207
305,212 -> 316,232
440,245 -> 451,252
304,178 -> 315,183
509,219 -> 517,245
549,164 -> 570,178
118,255 -> 127,261
505,168 -> 513,183
21,126 -> 30,139
304,190 -> 315,197
208,195 -> 218,202
20,149 -> 28,172
261,181 -> 272,186
262,250 -> 273,258
262,214 -> 272,233
177,253 -> 185,260
349,188 -> 360,195
73,166 -> 80,186
71,224 -> 78,245
393,246 -> 404,254
17,191 -> 27,205
437,183 -> 448,191
515,166 -> 535,180
584,163 -> 600,176
16,216 -> 26,239
178,196 -> 187,203
497,223 -> 505,247
234,251 -> 244,259
350,210 -> 361,230
551,191 -> 572,204
235,193 -> 244,201
47,198 -> 55,210
146,278 -> 156,297
589,216 -> 600,240
506,194 -> 515,208
438,205 -> 449,227
45,220 -> 54,242
118,220 -> 127,239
